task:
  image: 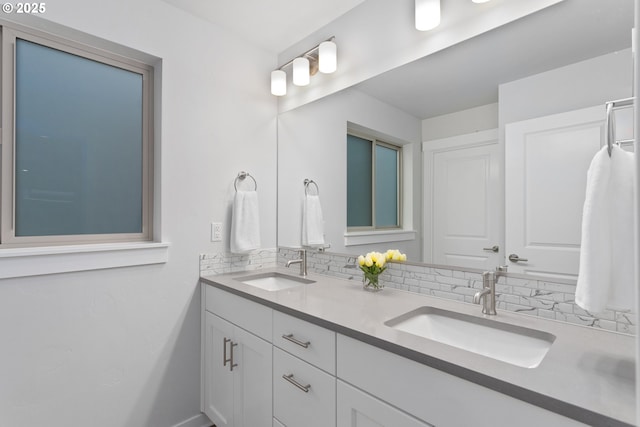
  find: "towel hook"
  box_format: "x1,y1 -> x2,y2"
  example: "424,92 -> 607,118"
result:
234,171 -> 257,191
304,179 -> 319,196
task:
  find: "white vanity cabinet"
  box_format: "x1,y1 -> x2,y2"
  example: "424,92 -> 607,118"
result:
272,311 -> 336,427
202,286 -> 273,427
201,281 -> 600,427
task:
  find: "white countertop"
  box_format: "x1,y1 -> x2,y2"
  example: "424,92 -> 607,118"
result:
201,267 -> 637,426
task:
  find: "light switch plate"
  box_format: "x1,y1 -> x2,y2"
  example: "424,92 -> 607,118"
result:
211,222 -> 222,242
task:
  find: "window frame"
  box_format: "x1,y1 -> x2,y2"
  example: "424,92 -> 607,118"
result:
346,129 -> 403,232
0,25 -> 154,247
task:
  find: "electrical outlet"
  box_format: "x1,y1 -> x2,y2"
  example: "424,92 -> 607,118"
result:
211,222 -> 222,242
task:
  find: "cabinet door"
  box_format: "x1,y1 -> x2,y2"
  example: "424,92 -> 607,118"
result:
337,381 -> 433,427
204,312 -> 235,427
234,326 -> 272,427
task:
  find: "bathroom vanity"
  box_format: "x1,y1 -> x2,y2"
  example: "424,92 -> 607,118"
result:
200,268 -> 636,427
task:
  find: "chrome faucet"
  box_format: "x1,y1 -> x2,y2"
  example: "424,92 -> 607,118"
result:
474,270 -> 497,315
286,249 -> 307,276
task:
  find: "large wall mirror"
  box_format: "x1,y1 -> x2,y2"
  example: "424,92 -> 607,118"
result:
277,0 -> 634,282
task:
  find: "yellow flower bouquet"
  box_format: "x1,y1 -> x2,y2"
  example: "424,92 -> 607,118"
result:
357,249 -> 407,291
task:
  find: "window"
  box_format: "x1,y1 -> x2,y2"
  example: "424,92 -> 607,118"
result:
347,131 -> 401,230
1,27 -> 154,247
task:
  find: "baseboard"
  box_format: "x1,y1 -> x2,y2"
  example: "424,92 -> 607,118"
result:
172,413 -> 212,427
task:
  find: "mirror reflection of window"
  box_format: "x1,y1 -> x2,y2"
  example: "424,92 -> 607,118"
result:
347,132 -> 401,230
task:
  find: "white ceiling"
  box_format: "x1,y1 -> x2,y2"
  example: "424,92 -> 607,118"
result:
160,0 -> 366,53
355,0 -> 634,119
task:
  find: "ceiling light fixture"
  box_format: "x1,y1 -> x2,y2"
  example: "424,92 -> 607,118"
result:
270,37 -> 337,96
415,0 -> 441,31
472,0 -> 491,3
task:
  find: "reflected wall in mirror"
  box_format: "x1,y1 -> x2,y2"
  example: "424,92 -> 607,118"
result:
277,0 -> 634,282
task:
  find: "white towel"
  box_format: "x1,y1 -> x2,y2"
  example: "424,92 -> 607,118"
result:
302,194 -> 325,247
575,145 -> 635,313
230,190 -> 261,253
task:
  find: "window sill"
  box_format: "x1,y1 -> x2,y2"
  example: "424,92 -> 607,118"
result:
0,241 -> 169,279
344,230 -> 416,246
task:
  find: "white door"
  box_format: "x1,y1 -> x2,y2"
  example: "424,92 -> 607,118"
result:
424,129 -> 500,270
235,326 -> 272,427
204,312 -> 235,427
505,105 -> 604,279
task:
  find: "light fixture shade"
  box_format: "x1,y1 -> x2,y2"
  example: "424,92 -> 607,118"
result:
415,0 -> 441,31
319,40 -> 337,74
293,57 -> 310,86
471,0 -> 491,3
271,70 -> 286,96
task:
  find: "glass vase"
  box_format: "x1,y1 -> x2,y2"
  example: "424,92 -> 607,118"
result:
362,273 -> 383,292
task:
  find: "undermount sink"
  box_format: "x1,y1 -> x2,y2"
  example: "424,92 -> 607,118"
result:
385,306 -> 555,368
235,272 -> 315,291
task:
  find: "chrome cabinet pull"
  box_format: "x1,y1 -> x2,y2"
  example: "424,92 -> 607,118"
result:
223,337 -> 232,367
282,334 -> 310,349
508,253 -> 529,263
229,341 -> 238,371
223,337 -> 238,371
282,374 -> 310,393
483,245 -> 499,253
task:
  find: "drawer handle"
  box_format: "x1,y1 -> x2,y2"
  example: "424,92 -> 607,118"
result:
282,333 -> 310,349
282,374 -> 311,393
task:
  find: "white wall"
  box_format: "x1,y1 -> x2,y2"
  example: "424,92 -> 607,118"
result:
499,49 -> 632,125
278,88 -> 422,258
0,1 -> 277,427
421,103 -> 498,141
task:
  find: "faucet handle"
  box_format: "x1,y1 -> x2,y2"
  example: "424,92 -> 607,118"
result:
496,265 -> 508,272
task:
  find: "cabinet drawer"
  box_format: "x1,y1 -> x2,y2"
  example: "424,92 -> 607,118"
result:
273,311 -> 336,373
204,284 -> 272,341
273,347 -> 336,427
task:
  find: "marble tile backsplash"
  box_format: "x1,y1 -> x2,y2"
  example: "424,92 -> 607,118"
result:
199,249 -> 277,275
198,248 -> 635,335
278,248 -> 636,335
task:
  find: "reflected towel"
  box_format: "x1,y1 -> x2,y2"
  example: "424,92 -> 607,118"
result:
230,190 -> 261,253
302,194 -> 325,247
575,145 -> 635,313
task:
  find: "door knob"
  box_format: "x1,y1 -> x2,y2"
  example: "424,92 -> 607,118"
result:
508,254 -> 528,263
483,245 -> 499,253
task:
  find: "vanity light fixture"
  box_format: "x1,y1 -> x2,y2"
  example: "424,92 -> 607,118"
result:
415,0 -> 441,31
319,40 -> 337,73
271,69 -> 287,96
471,0 -> 491,3
293,57 -> 310,86
270,36 -> 337,96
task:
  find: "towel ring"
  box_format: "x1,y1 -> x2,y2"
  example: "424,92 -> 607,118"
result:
304,179 -> 319,196
234,171 -> 257,191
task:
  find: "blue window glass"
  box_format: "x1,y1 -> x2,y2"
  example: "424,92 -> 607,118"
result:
347,134 -> 373,227
15,39 -> 143,237
375,144 -> 398,227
